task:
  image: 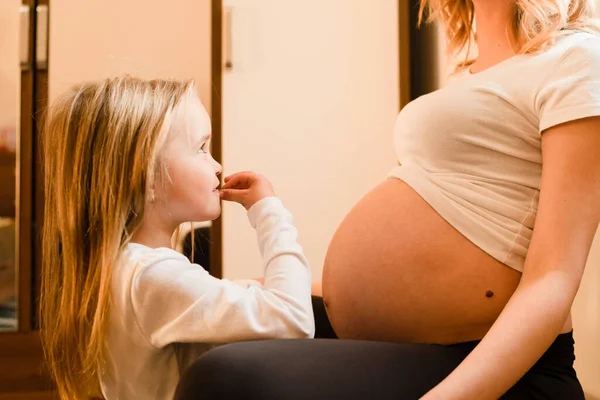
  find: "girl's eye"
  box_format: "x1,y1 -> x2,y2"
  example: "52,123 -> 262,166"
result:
198,143 -> 208,154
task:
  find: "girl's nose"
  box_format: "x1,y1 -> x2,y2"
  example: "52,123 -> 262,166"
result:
209,153 -> 222,175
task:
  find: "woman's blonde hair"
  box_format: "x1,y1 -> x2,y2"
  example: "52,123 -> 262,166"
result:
40,75 -> 195,399
419,0 -> 600,66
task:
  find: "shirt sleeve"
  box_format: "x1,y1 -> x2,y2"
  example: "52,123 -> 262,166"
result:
130,197 -> 314,348
536,37 -> 600,133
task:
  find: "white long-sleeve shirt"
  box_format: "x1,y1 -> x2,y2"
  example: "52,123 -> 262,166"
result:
100,197 -> 314,400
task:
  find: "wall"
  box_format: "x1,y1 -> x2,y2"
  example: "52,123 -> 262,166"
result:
48,0 -> 212,112
221,0 -> 400,280
0,0 -> 20,133
571,3 -> 600,395
573,232 -> 600,397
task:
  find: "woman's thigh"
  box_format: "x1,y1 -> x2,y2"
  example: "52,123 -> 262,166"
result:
175,337 -> 584,400
174,339 -> 469,400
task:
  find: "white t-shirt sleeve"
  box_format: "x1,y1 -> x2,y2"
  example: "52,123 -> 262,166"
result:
130,197 -> 314,348
537,37 -> 600,132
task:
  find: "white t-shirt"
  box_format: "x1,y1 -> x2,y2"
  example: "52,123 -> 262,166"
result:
389,31 -> 600,272
100,197 -> 314,400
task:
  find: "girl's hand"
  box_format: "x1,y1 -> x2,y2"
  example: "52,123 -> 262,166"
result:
219,171 -> 275,210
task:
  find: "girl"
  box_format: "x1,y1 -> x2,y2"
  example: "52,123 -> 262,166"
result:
39,76 -> 314,399
175,0 -> 600,399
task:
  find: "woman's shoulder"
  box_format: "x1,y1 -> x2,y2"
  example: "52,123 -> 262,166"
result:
533,31 -> 600,131
559,30 -> 600,45
546,31 -> 600,64
536,31 -> 600,88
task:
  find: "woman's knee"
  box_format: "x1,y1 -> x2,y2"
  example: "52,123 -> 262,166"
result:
175,342 -> 263,400
176,341 -> 305,400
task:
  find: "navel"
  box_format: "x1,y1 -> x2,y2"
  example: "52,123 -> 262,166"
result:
485,290 -> 494,298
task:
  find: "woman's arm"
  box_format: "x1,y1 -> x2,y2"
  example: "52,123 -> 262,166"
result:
422,116 -> 600,400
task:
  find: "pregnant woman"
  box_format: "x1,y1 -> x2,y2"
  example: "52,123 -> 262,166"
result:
176,0 -> 600,398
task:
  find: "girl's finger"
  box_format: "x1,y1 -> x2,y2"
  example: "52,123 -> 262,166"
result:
221,173 -> 254,190
219,188 -> 248,202
223,171 -> 255,185
221,176 -> 240,189
219,189 -> 234,201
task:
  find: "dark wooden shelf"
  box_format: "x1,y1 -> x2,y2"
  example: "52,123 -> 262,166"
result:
0,152 -> 16,219
0,333 -> 54,395
0,152 -> 16,164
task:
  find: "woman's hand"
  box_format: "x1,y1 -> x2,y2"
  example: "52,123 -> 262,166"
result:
219,171 -> 275,210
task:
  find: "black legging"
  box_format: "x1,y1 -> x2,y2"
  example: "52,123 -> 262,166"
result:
174,297 -> 584,400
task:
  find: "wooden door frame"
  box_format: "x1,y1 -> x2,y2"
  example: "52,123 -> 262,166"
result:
210,0 -> 223,279
32,0 -> 49,331
399,0 -> 412,109
15,0 -> 49,334
0,0 -> 53,395
17,0 -> 35,334
406,0 -> 441,100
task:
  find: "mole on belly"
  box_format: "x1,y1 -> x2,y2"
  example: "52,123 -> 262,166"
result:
485,290 -> 494,298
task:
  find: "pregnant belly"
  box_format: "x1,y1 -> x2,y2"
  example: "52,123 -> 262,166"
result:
322,178 -> 523,344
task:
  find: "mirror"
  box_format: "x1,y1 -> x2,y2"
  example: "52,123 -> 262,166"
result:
0,0 -> 22,331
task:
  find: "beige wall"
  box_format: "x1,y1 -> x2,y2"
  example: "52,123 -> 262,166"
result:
573,231 -> 600,397
0,0 -> 20,132
572,3 -> 600,396
49,0 -> 212,113
221,0 -> 399,280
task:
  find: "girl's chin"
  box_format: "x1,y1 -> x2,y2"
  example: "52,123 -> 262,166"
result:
182,207 -> 221,224
205,203 -> 223,221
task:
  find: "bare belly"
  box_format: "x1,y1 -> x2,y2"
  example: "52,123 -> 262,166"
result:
322,178 -> 523,345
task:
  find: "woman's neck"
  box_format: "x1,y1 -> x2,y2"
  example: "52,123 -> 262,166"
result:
470,0 -> 516,72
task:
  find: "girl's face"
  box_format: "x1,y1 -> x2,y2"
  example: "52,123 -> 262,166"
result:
159,94 -> 223,225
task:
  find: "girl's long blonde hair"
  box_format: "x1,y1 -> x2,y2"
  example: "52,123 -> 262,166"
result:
40,76 -> 194,399
419,0 -> 600,66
